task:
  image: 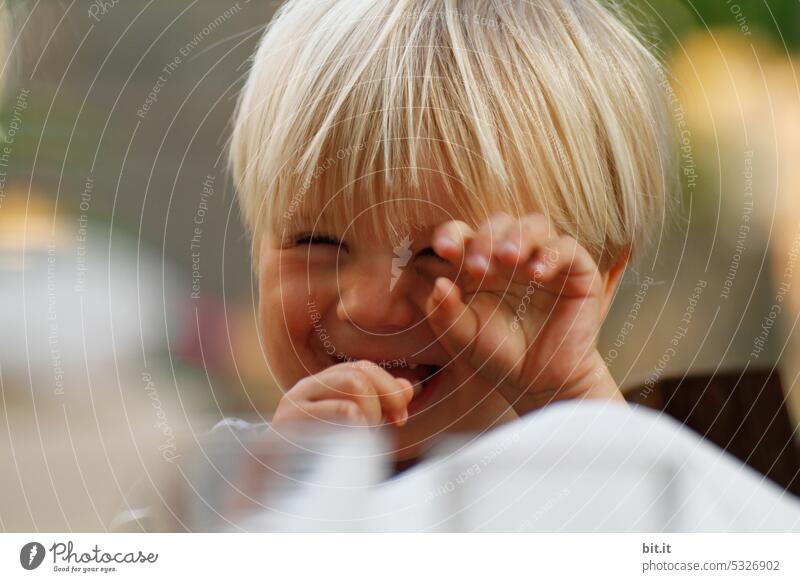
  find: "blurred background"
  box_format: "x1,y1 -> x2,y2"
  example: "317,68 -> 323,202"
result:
1,0 -> 799,529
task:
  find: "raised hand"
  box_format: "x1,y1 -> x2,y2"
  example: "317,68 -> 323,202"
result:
420,212 -> 624,415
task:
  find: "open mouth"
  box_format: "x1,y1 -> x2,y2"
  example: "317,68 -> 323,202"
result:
330,352 -> 444,406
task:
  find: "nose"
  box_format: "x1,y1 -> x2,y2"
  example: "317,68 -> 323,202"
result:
335,260 -> 417,332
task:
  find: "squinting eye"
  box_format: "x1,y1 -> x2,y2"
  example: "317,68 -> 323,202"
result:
294,233 -> 344,247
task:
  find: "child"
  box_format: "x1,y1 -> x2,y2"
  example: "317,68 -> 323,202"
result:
229,0 -> 675,464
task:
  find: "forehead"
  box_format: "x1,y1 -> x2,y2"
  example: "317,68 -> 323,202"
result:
277,168 -> 502,243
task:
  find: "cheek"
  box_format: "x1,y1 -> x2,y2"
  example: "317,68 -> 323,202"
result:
258,263 -> 335,385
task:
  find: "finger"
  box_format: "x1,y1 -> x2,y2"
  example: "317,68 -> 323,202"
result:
350,361 -> 414,426
464,213 -> 515,277
496,213 -> 553,268
432,220 -> 475,265
290,399 -> 370,426
423,277 -> 481,361
528,235 -> 602,297
298,368 -> 384,425
325,363 -> 412,427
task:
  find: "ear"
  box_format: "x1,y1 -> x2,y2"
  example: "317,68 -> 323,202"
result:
599,247 -> 630,319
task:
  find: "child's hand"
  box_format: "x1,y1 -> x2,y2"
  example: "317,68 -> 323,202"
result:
422,212 -> 624,415
272,361 -> 414,429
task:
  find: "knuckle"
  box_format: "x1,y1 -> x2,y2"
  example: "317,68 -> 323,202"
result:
345,369 -> 373,397
353,358 -> 377,371
273,398 -> 305,424
306,369 -> 340,388
277,389 -> 303,410
335,401 -> 363,422
292,375 -> 314,390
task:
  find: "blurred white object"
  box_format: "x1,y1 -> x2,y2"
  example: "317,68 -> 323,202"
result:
0,221 -> 183,399
384,401 -> 800,532
153,402 -> 800,532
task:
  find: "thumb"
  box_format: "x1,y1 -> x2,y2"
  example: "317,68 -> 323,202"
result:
423,277 -> 480,361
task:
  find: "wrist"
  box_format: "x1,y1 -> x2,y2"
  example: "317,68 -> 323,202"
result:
513,351 -> 626,414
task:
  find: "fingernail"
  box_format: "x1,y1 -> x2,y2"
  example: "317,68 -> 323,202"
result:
531,261 -> 545,276
468,254 -> 490,274
501,241 -> 519,259
436,236 -> 457,254
396,410 -> 408,427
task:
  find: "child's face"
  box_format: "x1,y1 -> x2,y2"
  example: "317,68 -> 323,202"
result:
258,190 -> 517,460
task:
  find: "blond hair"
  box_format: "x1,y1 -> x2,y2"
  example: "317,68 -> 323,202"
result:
230,0 -> 675,269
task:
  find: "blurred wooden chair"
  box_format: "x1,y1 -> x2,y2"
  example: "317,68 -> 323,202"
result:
625,368 -> 800,497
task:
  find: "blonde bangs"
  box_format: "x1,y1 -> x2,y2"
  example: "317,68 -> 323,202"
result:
231,0 -> 675,268
269,114 -> 516,245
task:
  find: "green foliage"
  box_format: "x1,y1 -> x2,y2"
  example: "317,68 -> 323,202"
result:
624,0 -> 800,50
679,0 -> 799,45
